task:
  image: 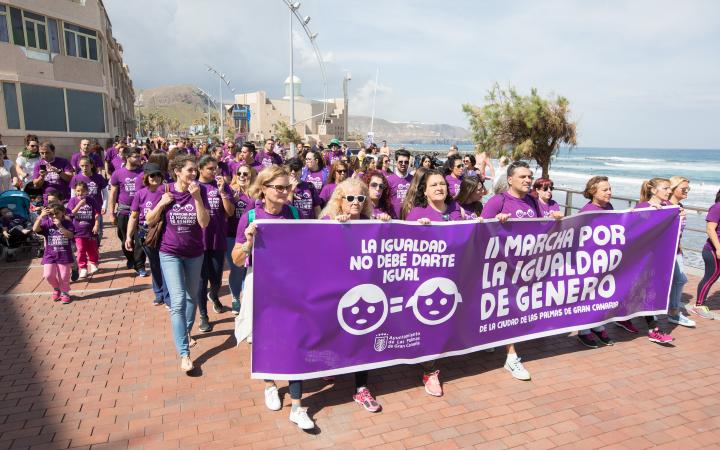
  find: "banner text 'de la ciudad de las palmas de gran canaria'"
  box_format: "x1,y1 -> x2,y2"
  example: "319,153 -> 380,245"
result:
250,207 -> 680,379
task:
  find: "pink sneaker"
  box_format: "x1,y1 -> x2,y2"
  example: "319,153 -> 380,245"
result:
648,328 -> 674,344
615,320 -> 639,334
60,293 -> 72,304
353,387 -> 381,412
422,370 -> 443,397
51,290 -> 61,302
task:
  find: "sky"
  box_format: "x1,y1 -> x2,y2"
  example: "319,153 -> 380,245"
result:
105,0 -> 720,149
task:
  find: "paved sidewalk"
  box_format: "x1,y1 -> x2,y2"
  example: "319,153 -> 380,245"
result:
1,223 -> 720,449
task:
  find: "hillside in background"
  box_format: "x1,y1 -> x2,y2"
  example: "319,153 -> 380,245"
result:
136,85 -> 471,143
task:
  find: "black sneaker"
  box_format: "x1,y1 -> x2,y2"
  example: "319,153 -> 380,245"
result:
577,333 -> 599,348
198,315 -> 212,333
208,293 -> 223,314
71,268 -> 79,282
592,329 -> 615,346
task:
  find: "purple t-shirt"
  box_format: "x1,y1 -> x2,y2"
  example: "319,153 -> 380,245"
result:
387,173 -> 413,218
235,204 -> 296,245
580,202 -> 614,213
70,152 -> 103,173
38,217 -> 75,264
199,180 -> 232,251
481,192 -> 539,220
104,147 -> 117,163
292,182 -> 320,219
33,157 -> 73,200
66,196 -> 100,238
131,186 -> 165,227
446,174 -> 463,197
373,204 -> 397,219
636,200 -> 670,208
323,149 -> 343,167
319,183 -> 337,205
303,169 -> 326,191
110,167 -> 143,214
111,156 -> 125,172
705,203 -> 720,250
405,200 -> 464,222
537,199 -> 560,218
228,190 -> 253,238
459,202 -> 483,220
256,151 -> 283,169
228,159 -> 262,175
69,173 -> 107,207
159,184 -> 210,258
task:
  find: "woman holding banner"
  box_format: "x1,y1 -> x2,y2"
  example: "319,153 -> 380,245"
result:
667,176 -> 696,327
231,166 -> 314,430
320,177 -> 390,412
481,161 -> 548,382
405,169 -> 466,396
618,178 -> 678,343
575,176 -> 616,348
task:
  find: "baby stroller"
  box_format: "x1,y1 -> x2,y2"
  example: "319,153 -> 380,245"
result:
0,190 -> 43,261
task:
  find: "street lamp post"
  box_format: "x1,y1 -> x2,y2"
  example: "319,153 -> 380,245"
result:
289,4 -> 297,157
206,65 -> 235,140
343,72 -> 351,142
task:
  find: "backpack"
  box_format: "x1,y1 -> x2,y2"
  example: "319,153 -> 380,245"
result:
248,205 -> 299,223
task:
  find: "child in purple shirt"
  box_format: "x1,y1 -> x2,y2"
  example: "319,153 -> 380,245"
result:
33,203 -> 75,304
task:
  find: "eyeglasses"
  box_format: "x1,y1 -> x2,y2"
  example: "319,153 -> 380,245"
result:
149,173 -> 163,179
237,172 -> 250,177
538,186 -> 554,191
343,195 -> 366,203
680,187 -> 691,193
369,182 -> 385,190
264,183 -> 291,193
397,160 -> 409,165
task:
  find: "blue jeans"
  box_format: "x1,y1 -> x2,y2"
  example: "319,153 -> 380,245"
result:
197,249 -> 226,317
160,252 -> 203,357
143,243 -> 169,305
669,253 -> 688,314
225,237 -> 247,301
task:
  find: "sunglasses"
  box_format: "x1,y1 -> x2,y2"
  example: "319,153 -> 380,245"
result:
538,186 -> 554,191
336,170 -> 347,174
369,182 -> 385,190
237,172 -> 250,177
343,195 -> 366,203
397,160 -> 409,165
149,173 -> 163,179
264,184 -> 291,193
454,164 -> 464,169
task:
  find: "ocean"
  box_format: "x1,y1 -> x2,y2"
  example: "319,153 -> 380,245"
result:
400,144 -> 720,269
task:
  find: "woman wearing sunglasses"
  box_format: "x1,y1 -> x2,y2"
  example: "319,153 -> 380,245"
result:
231,166 -> 312,430
286,158 -> 321,219
226,165 -> 257,315
454,175 -> 486,219
319,178 -> 389,412
531,178 -> 560,218
443,154 -> 465,197
362,170 -> 395,220
319,160 -> 349,206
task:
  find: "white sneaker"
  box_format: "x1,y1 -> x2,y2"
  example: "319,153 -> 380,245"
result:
88,263 -> 99,274
78,268 -> 88,279
289,407 -> 315,430
264,385 -> 282,411
505,357 -> 531,381
668,313 -> 696,328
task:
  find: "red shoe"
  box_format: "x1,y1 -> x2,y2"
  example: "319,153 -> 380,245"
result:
51,290 -> 61,302
353,387 -> 381,412
422,370 -> 443,397
615,320 -> 638,334
60,293 -> 72,304
648,328 -> 674,344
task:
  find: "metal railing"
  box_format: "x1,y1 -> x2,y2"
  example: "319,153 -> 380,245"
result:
554,187 -> 709,258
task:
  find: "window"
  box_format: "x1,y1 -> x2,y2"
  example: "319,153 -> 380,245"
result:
21,84 -> 67,131
67,89 -> 105,132
47,18 -> 59,53
63,22 -> 98,61
0,5 -> 9,43
2,82 -> 21,129
7,7 -> 53,51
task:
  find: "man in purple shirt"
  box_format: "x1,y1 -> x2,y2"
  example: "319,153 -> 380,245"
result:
256,138 -> 283,169
386,148 -> 413,218
108,148 -> 146,275
70,139 -> 103,174
32,142 -> 74,202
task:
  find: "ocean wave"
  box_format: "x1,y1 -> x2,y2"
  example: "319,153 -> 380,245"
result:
584,156 -> 663,163
550,170 -> 720,195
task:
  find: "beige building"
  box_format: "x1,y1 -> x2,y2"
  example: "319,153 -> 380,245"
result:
233,76 -> 346,144
0,0 -> 134,158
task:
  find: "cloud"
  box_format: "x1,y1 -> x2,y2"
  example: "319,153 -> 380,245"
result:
104,0 -> 720,148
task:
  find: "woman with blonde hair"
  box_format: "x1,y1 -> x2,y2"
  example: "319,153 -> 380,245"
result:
666,176 -> 696,324
321,177 -> 389,412
226,164 -> 257,314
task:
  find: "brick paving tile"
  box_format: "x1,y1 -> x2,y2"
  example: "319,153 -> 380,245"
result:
1,220 -> 720,449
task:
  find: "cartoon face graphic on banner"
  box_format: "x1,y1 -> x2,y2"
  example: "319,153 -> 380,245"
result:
337,284 -> 388,335
406,277 -> 462,325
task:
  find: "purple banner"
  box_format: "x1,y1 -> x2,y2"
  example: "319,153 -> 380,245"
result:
251,207 -> 681,379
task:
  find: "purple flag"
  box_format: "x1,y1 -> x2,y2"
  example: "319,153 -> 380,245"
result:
251,207 -> 681,379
